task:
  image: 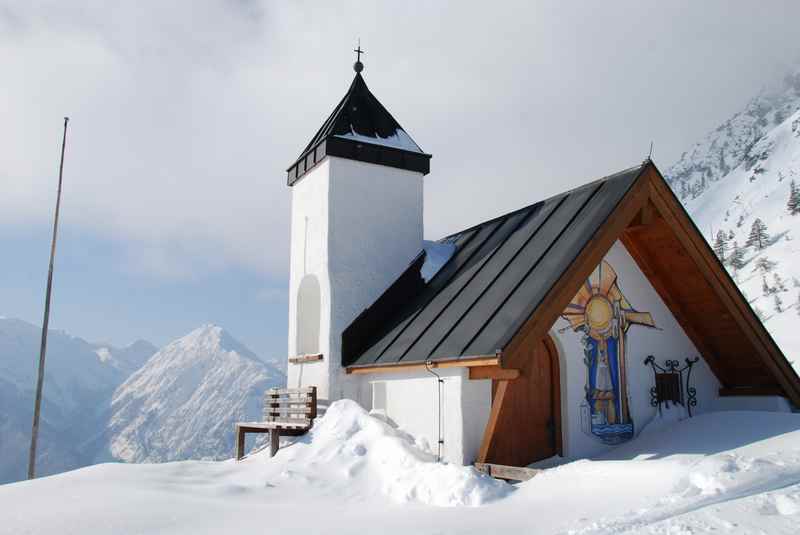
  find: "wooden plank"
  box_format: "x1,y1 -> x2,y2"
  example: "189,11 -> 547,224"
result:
269,429 -> 280,457
646,172 -> 800,405
263,417 -> 311,428
719,386 -> 785,397
288,353 -> 324,364
543,335 -> 563,457
346,355 -> 500,375
235,425 -> 246,461
468,366 -> 520,380
474,463 -> 541,482
267,387 -> 316,395
236,422 -> 280,430
619,228 -> 730,386
477,379 -> 509,463
265,407 -> 313,415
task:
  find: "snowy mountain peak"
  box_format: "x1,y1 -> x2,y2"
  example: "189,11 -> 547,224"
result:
163,323 -> 261,364
105,326 -> 285,463
668,68 -> 800,200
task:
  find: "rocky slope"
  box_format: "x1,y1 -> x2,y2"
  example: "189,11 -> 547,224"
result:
667,68 -> 800,366
104,324 -> 284,463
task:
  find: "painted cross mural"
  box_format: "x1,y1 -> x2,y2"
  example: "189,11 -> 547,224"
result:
560,261 -> 657,444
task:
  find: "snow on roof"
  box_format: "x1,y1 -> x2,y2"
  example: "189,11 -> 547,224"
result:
334,127 -> 422,153
420,240 -> 457,283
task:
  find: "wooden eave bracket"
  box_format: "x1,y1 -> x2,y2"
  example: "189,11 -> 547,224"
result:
289,353 -> 324,364
345,353 -> 501,375
468,366 -> 520,381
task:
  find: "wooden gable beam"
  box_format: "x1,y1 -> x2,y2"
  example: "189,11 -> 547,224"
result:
619,226 -> 731,386
645,169 -> 800,406
477,165 -> 652,463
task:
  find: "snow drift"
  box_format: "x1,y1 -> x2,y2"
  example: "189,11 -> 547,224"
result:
251,399 -> 510,507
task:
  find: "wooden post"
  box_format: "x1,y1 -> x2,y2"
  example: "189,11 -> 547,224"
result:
235,425 -> 246,461
269,429 -> 280,457
28,117 -> 69,480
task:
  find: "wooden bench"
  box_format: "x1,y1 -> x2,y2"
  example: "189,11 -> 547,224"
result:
234,386 -> 317,460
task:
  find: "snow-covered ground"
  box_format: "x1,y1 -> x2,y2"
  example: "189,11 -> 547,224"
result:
3,400 -> 800,535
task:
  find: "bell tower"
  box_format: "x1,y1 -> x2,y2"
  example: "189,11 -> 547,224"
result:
286,51 -> 431,407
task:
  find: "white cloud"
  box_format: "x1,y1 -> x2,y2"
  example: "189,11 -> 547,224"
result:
2,1 -> 799,280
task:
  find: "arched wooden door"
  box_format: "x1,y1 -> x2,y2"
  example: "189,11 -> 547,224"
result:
487,336 -> 562,466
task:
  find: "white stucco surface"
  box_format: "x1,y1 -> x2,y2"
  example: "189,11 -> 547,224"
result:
286,156 -> 424,406
713,395 -> 793,413
357,367 -> 490,465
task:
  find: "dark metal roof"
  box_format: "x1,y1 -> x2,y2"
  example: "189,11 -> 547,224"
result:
342,163 -> 646,367
287,73 -> 431,186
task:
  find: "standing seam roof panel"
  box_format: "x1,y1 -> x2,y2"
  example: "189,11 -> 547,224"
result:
343,164 -> 646,367
391,207 -> 546,363
372,218 -> 514,364
428,182 -> 601,360
462,167 -> 643,356
355,229 -> 481,363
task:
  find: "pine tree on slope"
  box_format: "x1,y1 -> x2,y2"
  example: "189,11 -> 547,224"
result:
788,180 -> 800,215
729,241 -> 746,271
752,256 -> 777,275
773,272 -> 788,292
774,293 -> 784,313
746,218 -> 770,250
713,230 -> 728,262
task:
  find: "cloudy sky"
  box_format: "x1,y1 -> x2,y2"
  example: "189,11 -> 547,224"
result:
2,1 -> 799,358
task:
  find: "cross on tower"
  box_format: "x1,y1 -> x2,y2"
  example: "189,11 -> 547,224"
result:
353,40 -> 365,73
354,40 -> 365,62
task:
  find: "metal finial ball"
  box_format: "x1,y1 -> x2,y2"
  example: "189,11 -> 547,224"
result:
353,60 -> 364,73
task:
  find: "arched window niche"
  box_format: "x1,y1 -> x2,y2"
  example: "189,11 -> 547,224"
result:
296,274 -> 321,356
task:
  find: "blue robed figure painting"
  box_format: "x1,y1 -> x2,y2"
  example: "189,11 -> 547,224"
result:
560,261 -> 657,445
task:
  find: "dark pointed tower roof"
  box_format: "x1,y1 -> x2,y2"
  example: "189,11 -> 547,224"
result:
287,72 -> 431,186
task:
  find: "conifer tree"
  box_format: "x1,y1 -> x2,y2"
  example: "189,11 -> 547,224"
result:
773,272 -> 787,292
788,180 -> 800,215
763,276 -> 772,297
729,241 -> 746,272
713,230 -> 728,262
746,218 -> 770,250
774,293 -> 783,313
752,256 -> 777,274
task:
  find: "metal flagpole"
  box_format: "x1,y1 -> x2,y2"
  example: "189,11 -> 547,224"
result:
28,116 -> 69,480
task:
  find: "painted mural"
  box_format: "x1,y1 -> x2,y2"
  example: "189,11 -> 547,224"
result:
560,260 -> 657,445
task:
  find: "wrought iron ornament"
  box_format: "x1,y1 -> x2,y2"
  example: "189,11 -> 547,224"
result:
644,355 -> 699,417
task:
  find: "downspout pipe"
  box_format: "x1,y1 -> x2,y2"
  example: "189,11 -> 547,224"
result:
424,359 -> 444,462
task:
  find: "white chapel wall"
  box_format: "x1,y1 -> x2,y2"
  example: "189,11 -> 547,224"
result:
287,161 -> 333,404
326,156 -> 424,402
358,367 -> 490,465
287,156 -> 425,406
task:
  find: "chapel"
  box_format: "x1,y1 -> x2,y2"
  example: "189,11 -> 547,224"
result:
283,56 -> 800,469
